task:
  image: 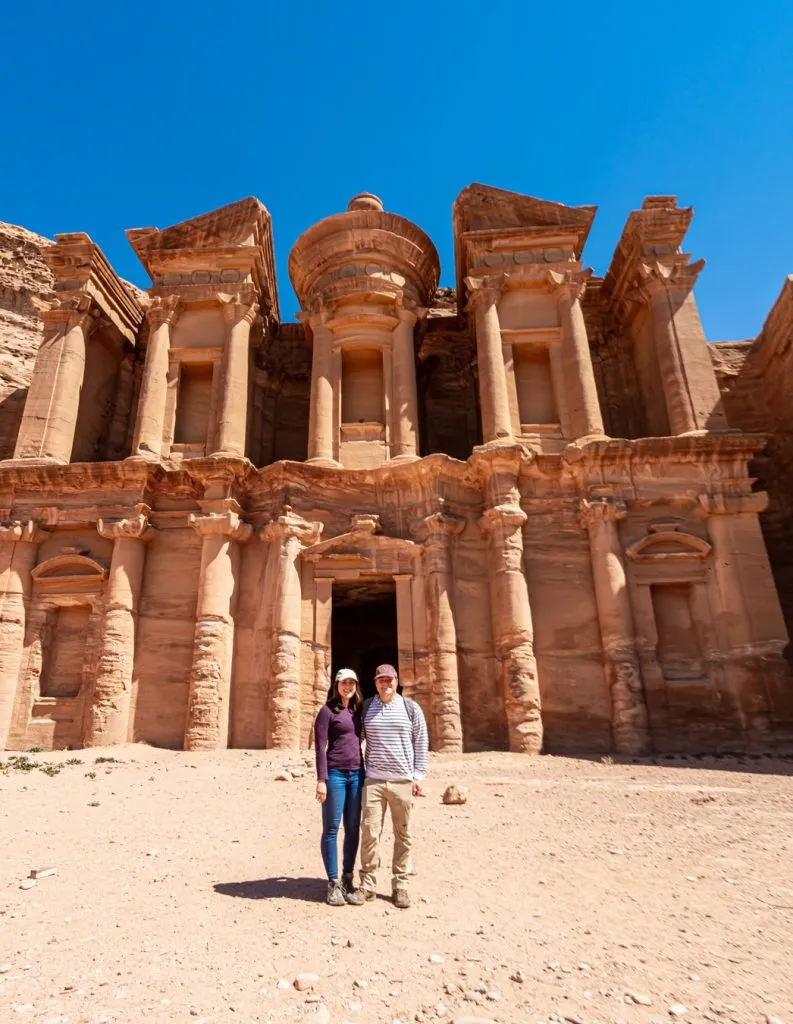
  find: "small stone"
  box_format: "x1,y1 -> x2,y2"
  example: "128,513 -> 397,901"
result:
434,1004 -> 448,1018
276,978 -> 291,990
353,978 -> 368,989
0,964 -> 11,974
627,993 -> 653,1006
29,867 -> 56,879
146,850 -> 159,857
669,1004 -> 687,1017
442,785 -> 468,805
305,994 -> 321,1003
608,847 -> 624,855
274,772 -> 291,782
19,880 -> 36,890
289,768 -> 305,779
314,1007 -> 331,1024
294,973 -> 320,991
766,1018 -> 785,1024
346,939 -> 354,948
689,974 -> 700,982
509,969 -> 525,983
429,954 -> 445,964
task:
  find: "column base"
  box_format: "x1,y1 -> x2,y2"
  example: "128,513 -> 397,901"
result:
305,456 -> 341,469
390,453 -> 421,465
0,456 -> 69,468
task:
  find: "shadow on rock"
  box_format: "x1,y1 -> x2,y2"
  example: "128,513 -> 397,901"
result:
214,877 -> 324,902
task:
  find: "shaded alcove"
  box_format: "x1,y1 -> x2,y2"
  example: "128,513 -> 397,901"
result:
330,578 -> 398,700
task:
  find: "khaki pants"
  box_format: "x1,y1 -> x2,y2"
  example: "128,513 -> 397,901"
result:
359,779 -> 413,894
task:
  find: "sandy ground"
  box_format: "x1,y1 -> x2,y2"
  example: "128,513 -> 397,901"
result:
1,746 -> 792,1024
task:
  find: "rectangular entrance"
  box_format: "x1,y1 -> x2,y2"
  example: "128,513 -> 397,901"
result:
330,577 -> 398,701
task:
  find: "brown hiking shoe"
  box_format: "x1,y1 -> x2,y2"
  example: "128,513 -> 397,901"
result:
393,888 -> 411,909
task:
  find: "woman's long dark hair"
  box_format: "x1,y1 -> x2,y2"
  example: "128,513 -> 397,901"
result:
327,672 -> 363,714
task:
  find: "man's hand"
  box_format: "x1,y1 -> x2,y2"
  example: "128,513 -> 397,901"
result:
316,781 -> 327,804
412,781 -> 424,797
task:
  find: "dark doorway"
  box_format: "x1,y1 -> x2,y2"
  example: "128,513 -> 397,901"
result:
331,578 -> 398,700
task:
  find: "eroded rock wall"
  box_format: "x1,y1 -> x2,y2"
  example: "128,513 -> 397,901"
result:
0,223 -> 53,458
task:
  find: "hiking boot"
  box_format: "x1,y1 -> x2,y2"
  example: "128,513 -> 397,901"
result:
325,880 -> 345,906
341,873 -> 365,906
393,888 -> 411,909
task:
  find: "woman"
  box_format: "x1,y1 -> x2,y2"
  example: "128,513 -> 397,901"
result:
314,667 -> 366,906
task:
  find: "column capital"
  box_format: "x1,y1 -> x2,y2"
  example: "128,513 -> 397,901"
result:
39,293 -> 95,333
579,496 -> 628,530
479,503 -> 527,536
463,274 -> 505,312
221,294 -> 259,327
698,491 -> 768,516
261,506 -> 322,546
550,266 -> 592,303
636,257 -> 705,300
394,296 -> 428,326
189,509 -> 252,543
97,504 -> 155,542
0,519 -> 50,544
412,505 -> 465,543
145,295 -> 182,330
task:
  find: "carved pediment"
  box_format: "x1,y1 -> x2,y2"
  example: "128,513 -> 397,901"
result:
32,554 -> 107,580
302,514 -> 419,571
626,522 -> 711,562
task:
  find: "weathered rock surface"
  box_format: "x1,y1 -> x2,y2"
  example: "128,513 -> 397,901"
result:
0,222 -> 52,458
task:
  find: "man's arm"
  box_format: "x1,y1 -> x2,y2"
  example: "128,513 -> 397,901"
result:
411,700 -> 429,795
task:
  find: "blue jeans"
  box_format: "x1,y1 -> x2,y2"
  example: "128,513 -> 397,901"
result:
321,767 -> 365,881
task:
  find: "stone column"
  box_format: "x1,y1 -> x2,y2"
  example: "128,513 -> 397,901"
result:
217,296 -> 257,457
465,277 -> 512,442
391,305 -> 422,460
414,510 -> 464,752
132,296 -> 181,459
14,296 -> 94,462
637,260 -> 727,435
85,506 -> 153,748
556,275 -> 605,439
480,503 -> 543,753
699,491 -> 788,743
262,509 -> 321,749
580,497 -> 651,755
0,521 -> 47,749
185,505 -> 252,750
306,313 -> 337,465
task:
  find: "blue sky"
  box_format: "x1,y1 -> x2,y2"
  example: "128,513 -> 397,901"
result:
3,1 -> 792,340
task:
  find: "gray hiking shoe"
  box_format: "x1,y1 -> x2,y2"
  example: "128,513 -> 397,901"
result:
325,880 -> 345,906
341,873 -> 365,906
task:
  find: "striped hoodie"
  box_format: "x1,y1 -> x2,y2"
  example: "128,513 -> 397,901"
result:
363,694 -> 429,782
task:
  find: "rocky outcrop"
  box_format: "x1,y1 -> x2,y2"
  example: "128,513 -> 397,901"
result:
0,223 -> 53,458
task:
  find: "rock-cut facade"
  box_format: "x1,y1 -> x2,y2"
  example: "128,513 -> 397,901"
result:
1,185 -> 792,755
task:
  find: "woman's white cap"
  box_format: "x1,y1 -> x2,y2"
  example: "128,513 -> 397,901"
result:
335,668 -> 358,683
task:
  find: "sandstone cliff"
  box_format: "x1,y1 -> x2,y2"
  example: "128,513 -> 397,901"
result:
0,222 -> 53,458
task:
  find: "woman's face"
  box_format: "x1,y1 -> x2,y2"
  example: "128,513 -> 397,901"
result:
337,677 -> 357,701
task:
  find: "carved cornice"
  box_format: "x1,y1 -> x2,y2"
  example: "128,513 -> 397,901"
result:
43,232 -> 144,344
697,491 -> 768,516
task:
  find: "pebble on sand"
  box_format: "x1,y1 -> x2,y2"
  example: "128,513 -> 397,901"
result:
294,973 -> 320,991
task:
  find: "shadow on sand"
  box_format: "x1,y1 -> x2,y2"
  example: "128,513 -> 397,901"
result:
214,877 -> 325,903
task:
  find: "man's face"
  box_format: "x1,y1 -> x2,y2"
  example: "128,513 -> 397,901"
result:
375,673 -> 397,702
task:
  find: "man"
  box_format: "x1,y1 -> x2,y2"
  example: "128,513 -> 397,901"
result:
358,663 -> 429,909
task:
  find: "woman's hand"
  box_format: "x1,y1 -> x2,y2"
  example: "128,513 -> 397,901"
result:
316,781 -> 327,804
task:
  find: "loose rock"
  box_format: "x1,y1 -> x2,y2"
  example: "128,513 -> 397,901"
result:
669,1004 -> 687,1017
294,973 -> 320,991
442,785 -> 468,805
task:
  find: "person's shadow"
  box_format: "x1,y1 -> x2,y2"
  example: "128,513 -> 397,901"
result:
214,877 -> 325,903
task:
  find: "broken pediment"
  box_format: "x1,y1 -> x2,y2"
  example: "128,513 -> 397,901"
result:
454,183 -> 596,248
126,197 -> 279,319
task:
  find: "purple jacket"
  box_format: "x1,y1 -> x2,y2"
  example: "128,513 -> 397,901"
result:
314,705 -> 363,781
